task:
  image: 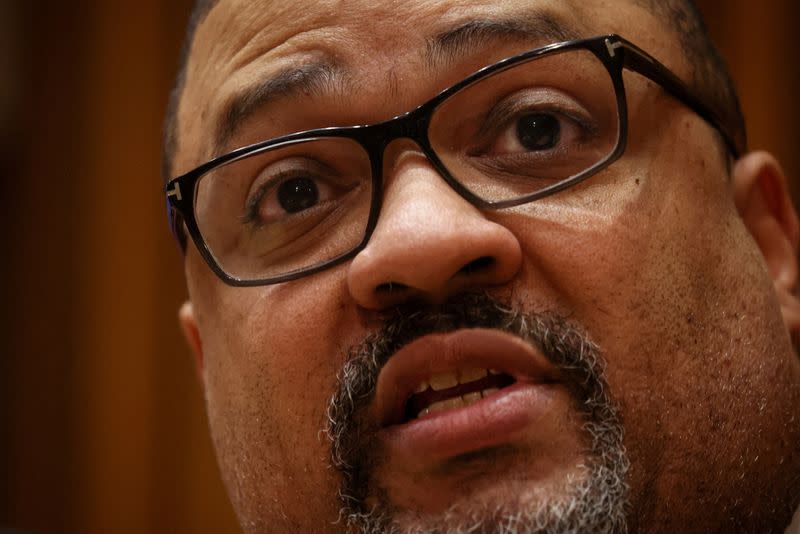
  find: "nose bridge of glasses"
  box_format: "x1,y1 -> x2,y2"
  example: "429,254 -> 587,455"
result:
360,102 -> 484,210
365,101 -> 432,148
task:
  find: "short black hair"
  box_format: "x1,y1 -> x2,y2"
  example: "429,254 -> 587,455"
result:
162,0 -> 218,181
640,0 -> 746,160
161,0 -> 745,180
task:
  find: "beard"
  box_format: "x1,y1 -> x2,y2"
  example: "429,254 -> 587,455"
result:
325,293 -> 630,533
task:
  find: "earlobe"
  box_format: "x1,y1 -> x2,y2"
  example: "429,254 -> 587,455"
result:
179,301 -> 205,384
733,151 -> 800,333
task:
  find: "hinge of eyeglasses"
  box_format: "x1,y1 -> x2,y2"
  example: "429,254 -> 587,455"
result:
166,182 -> 182,202
605,38 -> 654,64
605,39 -> 625,58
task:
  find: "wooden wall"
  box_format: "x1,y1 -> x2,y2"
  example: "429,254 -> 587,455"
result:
1,1 -> 797,533
0,1 -> 239,532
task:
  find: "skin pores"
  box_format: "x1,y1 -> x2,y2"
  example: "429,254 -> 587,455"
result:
174,0 -> 800,531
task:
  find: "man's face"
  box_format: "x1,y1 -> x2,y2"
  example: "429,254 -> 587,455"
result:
174,0 -> 800,531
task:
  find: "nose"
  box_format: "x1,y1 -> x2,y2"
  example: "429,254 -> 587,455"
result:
347,144 -> 522,309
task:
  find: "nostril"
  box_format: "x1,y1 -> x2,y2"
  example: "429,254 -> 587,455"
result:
459,256 -> 495,275
376,281 -> 410,294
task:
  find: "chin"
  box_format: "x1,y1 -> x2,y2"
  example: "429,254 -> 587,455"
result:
351,451 -> 628,533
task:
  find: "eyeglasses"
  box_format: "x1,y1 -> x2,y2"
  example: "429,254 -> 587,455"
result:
165,34 -> 740,286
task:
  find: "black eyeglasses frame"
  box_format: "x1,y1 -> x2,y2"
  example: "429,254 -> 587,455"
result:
164,33 -> 741,287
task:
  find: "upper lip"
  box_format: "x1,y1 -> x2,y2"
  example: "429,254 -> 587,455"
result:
371,328 -> 560,426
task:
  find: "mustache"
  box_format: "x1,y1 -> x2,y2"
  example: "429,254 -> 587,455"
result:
325,293 -> 615,515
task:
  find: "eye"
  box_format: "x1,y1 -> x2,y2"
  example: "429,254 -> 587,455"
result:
236,147 -> 367,236
488,109 -> 586,157
471,88 -> 598,162
516,113 -> 561,151
244,170 -> 336,226
277,177 -> 319,213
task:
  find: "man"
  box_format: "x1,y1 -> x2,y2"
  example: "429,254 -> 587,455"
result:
162,0 -> 800,531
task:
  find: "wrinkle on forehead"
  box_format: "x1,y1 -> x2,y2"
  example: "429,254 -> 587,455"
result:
175,0 -> 679,174
188,0 -> 449,93
425,12 -> 578,69
179,0 -> 356,169
211,10 -> 584,153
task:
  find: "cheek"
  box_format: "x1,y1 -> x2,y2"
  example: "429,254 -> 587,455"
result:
505,139 -> 743,383
192,263 -> 357,529
506,152 -> 798,523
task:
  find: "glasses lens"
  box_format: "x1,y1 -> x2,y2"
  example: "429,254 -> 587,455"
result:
429,48 -> 620,204
194,137 -> 373,281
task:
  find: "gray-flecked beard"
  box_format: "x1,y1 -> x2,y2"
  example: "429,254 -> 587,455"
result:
325,293 -> 630,533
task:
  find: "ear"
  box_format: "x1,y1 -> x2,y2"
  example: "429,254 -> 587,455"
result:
733,151 -> 800,333
179,301 -> 205,384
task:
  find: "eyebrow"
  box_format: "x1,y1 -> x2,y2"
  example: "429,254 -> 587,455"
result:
214,60 -> 342,153
212,11 -> 582,155
425,12 -> 581,69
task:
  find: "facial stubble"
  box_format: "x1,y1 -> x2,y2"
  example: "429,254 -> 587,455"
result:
325,294 -> 630,533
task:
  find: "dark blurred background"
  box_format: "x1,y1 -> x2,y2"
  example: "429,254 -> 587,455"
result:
1,2 -> 798,533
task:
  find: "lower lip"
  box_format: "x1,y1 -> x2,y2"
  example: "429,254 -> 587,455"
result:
379,382 -> 562,464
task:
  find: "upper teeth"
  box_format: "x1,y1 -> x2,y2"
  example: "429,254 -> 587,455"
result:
416,367 -> 490,393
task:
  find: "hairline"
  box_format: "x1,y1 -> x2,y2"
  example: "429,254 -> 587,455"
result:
162,0 -> 219,181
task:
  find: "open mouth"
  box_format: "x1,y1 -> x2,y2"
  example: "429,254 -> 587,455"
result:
372,329 -> 566,463
374,328 -> 559,428
403,368 -> 517,421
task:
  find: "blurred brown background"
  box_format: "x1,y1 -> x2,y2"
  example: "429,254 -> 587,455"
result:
0,1 -> 798,533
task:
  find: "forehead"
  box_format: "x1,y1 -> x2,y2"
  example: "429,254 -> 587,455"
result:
174,0 -> 680,175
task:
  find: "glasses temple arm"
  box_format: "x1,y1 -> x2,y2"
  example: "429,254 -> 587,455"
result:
613,38 -> 743,159
164,183 -> 189,251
